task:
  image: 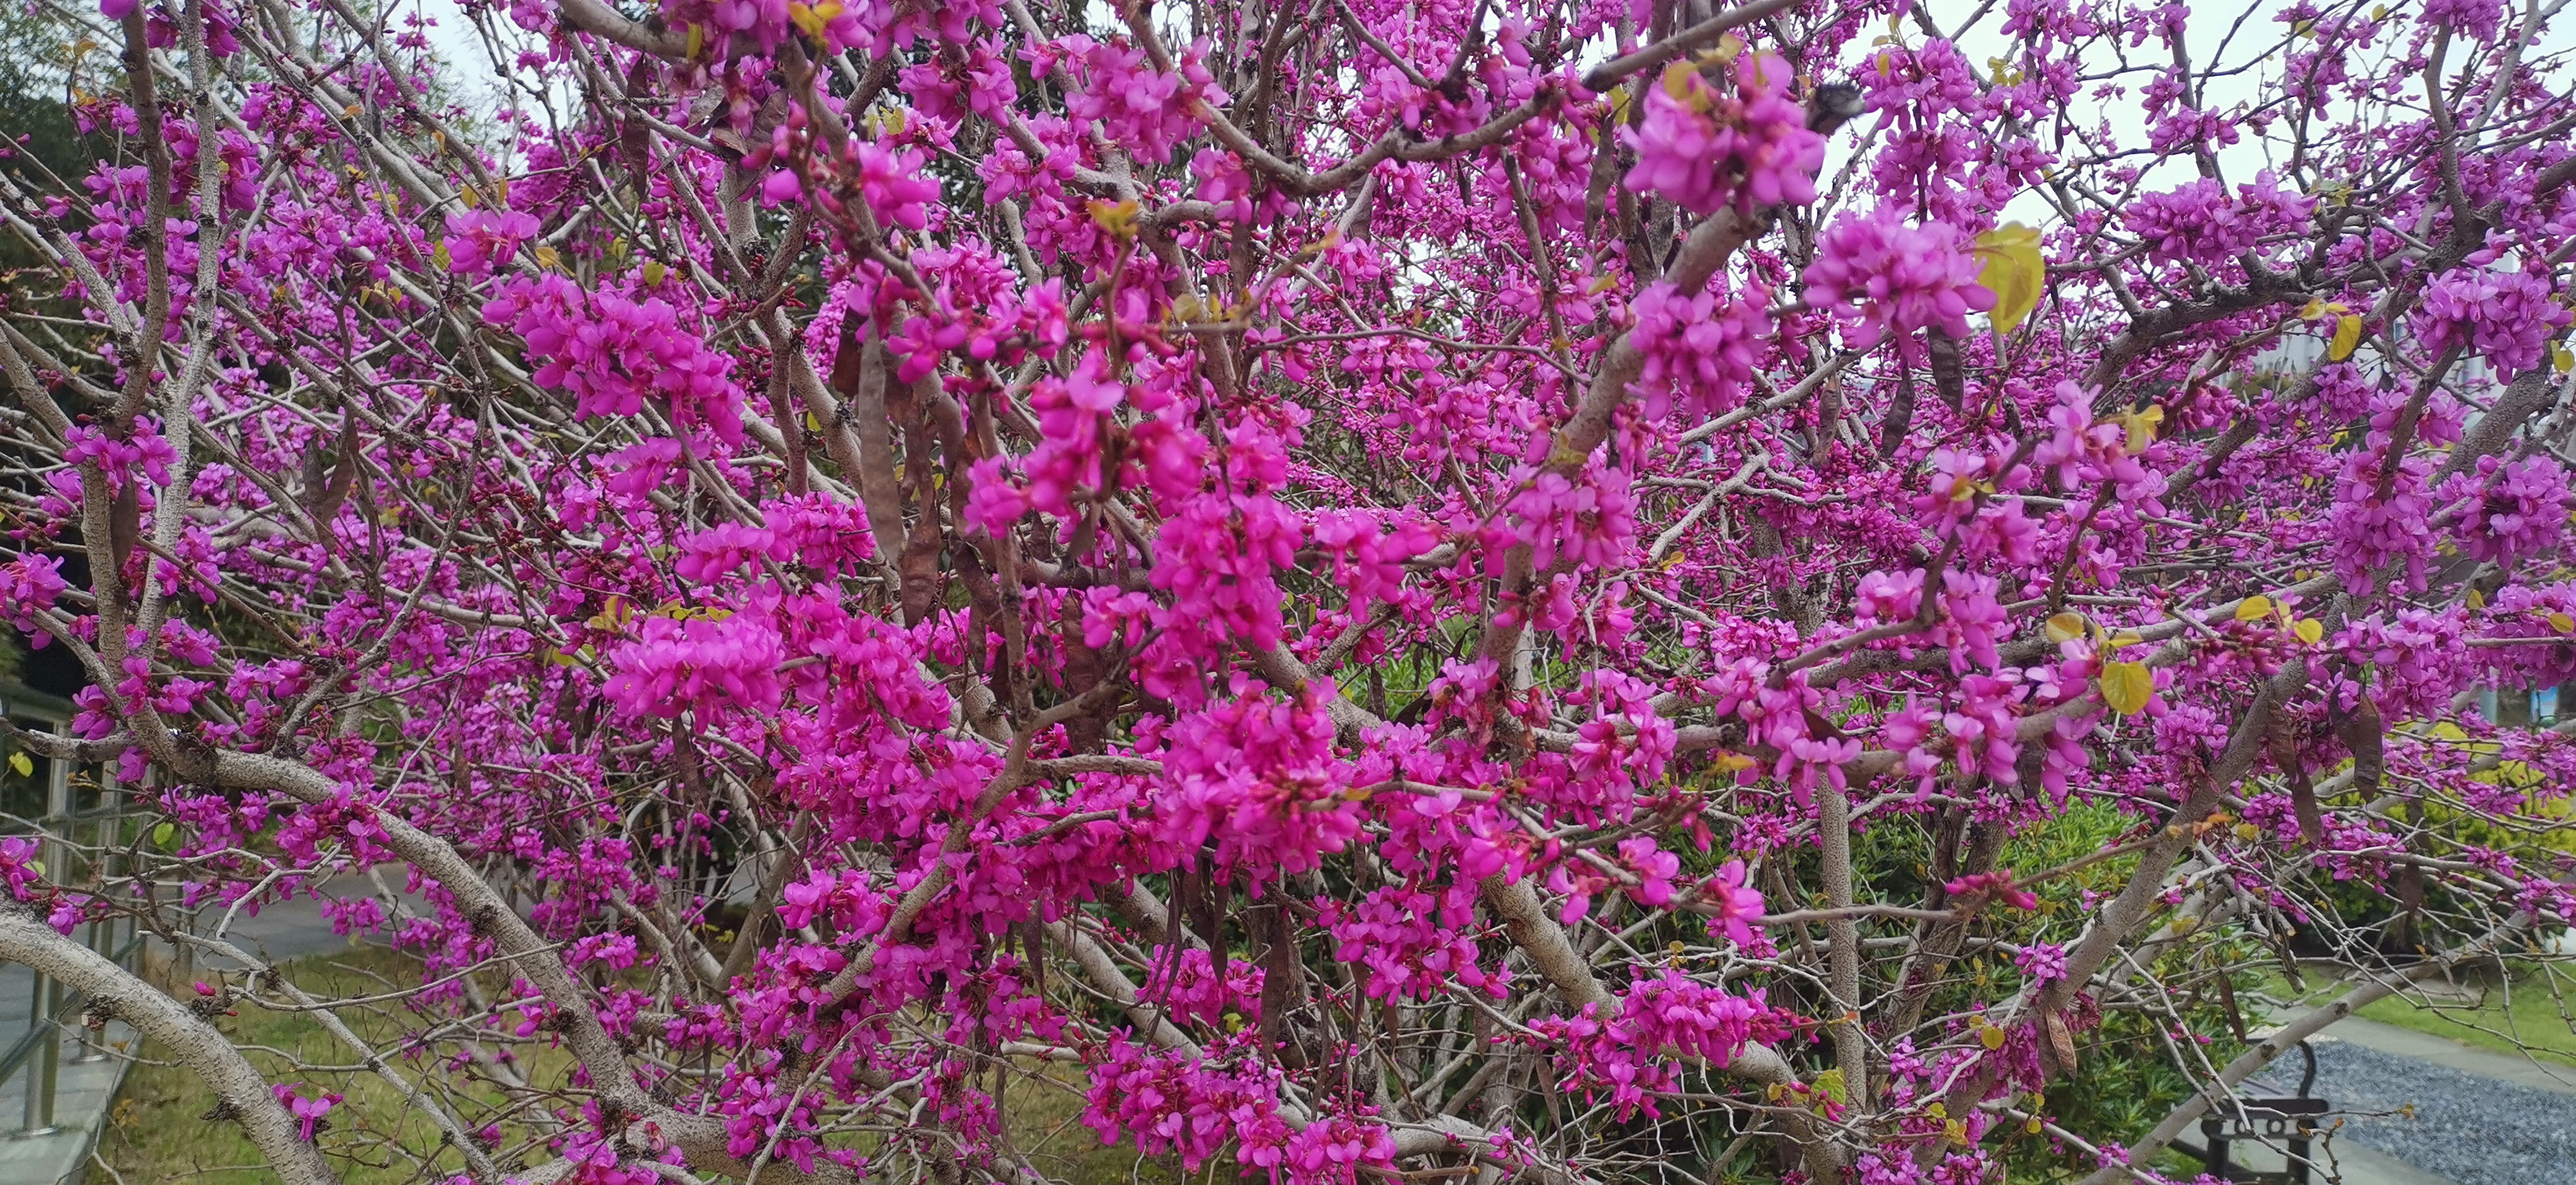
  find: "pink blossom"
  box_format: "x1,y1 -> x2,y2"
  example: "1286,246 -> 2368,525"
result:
1620,51 -> 1823,215
1803,207 -> 1994,352
1701,859 -> 1765,946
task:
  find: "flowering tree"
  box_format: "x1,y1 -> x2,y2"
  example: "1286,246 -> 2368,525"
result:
0,0 -> 2573,1181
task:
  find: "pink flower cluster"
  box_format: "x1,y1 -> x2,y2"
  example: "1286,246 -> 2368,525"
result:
2411,267 -> 2571,374
1803,208 -> 1994,352
1045,36 -> 1228,164
0,837 -> 41,900
441,208 -> 540,278
1700,859 -> 1765,946
1085,1035 -> 1396,1185
1151,676 -> 1362,885
676,496 -> 880,583
899,40 -> 1016,129
1619,51 -> 1824,215
0,554 -> 69,640
602,611 -> 786,721
1320,882 -> 1502,1000
2441,453 -> 2570,568
2123,172 -> 2315,267
2420,0 -> 2505,40
2326,448 -> 2435,594
1626,279 -> 1772,421
483,274 -> 747,445
63,419 -> 177,492
1528,974 -> 1788,1119
272,1083 -> 341,1142
1502,457 -> 1639,573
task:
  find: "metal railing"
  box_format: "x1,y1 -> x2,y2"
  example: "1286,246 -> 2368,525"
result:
0,704 -> 137,1139
0,916 -> 142,1135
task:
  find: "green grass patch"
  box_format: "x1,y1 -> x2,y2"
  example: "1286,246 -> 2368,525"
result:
2260,961 -> 2576,1068
2354,971 -> 2576,1068
102,945 -> 1183,1184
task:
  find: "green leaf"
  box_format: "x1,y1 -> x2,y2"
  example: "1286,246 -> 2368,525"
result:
151,822 -> 177,849
6,752 -> 28,778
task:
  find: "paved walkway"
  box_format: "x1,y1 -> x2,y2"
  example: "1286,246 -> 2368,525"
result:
2246,1014 -> 2576,1185
0,960 -> 140,1185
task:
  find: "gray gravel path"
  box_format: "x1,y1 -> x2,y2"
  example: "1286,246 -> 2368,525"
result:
2248,1040 -> 2576,1185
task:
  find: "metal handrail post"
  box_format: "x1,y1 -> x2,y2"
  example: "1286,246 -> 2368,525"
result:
32,976 -> 55,1133
19,971 -> 56,1135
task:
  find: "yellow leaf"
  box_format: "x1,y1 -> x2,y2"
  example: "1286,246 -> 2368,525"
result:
2099,661 -> 2153,715
687,23 -> 706,57
533,245 -> 562,270
431,240 -> 451,271
1975,223 -> 2045,335
2025,1117 -> 2045,1135
1660,60 -> 1700,102
2105,630 -> 2145,650
2552,612 -> 2575,634
1088,198 -> 1141,241
2328,314 -> 2362,361
787,1 -> 840,41
460,185 -> 480,209
2044,612 -> 2087,644
641,260 -> 667,287
2235,596 -> 2275,622
2116,405 -> 2164,455
2293,619 -> 2324,645
1979,1025 -> 2006,1050
6,752 -> 29,777
2234,822 -> 2262,842
2554,345 -> 2573,374
2465,585 -> 2487,609
586,596 -> 636,632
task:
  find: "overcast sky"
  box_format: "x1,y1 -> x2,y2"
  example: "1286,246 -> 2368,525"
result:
406,0 -> 2571,229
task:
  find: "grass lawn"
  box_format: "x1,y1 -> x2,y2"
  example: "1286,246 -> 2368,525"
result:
102,943 -> 545,1184
2353,969 -> 2576,1068
102,944 -> 1182,1184
2261,961 -> 2576,1068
